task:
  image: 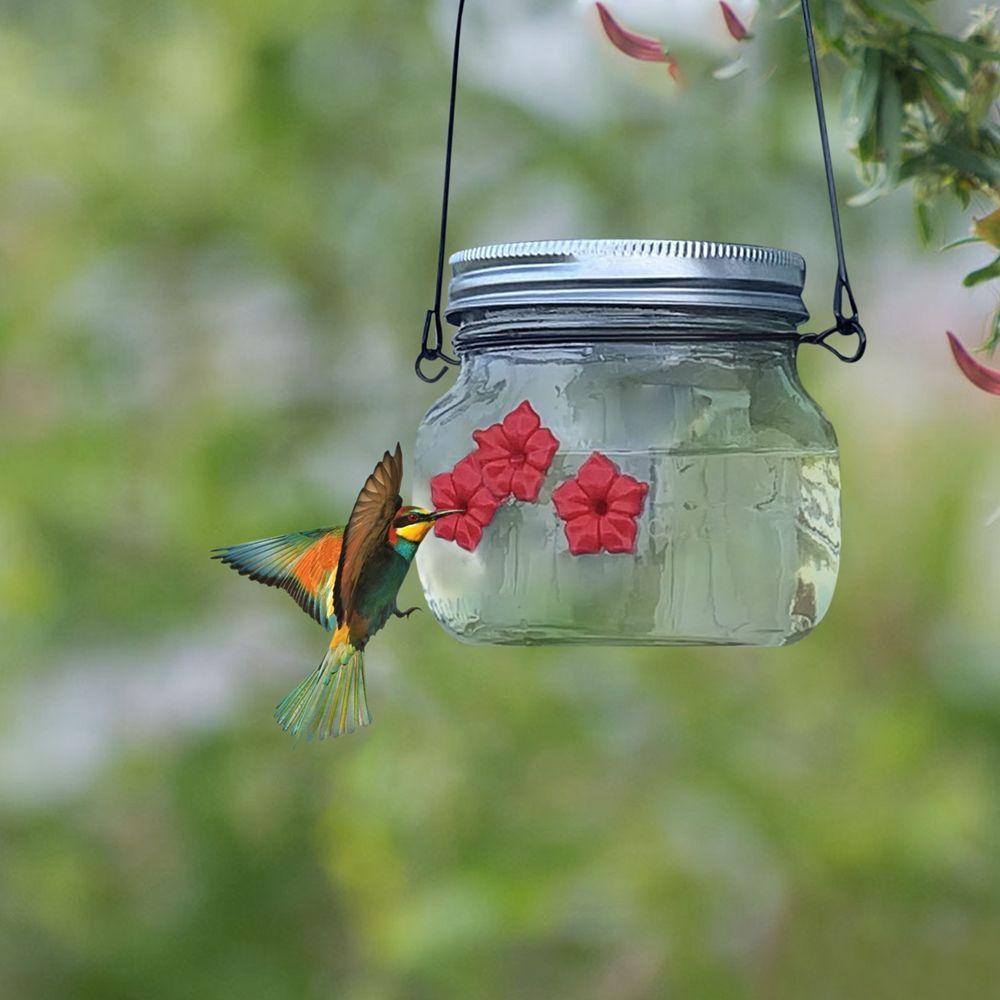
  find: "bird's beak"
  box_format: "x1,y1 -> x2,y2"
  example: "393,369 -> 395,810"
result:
429,509 -> 463,521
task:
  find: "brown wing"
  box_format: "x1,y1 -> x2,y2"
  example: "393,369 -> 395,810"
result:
334,444 -> 403,625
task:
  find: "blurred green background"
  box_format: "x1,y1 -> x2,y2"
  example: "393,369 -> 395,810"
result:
1,1 -> 998,997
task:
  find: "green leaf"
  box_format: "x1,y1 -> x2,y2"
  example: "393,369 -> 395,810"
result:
914,31 -> 1000,63
842,65 -> 862,121
911,38 -> 969,91
864,0 -> 933,29
973,207 -> 1000,248
849,175 -> 891,207
824,0 -> 845,42
919,74 -> 960,120
857,122 -> 879,163
931,144 -> 1000,185
915,202 -> 932,245
878,70 -> 904,184
963,255 -> 1000,287
984,309 -> 1000,355
851,50 -> 882,143
941,236 -> 985,250
899,152 -> 933,181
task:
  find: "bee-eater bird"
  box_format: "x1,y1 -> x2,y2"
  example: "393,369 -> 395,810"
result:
213,445 -> 458,741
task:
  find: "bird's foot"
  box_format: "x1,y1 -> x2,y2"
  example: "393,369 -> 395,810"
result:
394,606 -> 421,620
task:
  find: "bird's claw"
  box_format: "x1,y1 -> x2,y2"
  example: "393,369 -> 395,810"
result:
394,606 -> 421,620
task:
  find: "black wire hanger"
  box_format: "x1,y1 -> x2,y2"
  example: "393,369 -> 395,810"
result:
415,0 -> 867,383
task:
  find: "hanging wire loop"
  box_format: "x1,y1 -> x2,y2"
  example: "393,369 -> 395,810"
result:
415,308 -> 459,383
415,0 -> 467,384
796,0 -> 867,364
798,315 -> 868,363
415,0 -> 866,379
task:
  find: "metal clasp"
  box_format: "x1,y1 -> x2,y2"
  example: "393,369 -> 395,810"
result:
415,309 -> 460,384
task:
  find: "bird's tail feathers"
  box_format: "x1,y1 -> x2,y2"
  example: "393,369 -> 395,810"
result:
274,627 -> 371,741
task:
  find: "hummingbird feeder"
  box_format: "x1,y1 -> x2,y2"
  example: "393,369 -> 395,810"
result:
411,0 -> 866,648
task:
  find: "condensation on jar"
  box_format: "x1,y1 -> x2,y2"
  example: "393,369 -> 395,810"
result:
413,239 -> 841,647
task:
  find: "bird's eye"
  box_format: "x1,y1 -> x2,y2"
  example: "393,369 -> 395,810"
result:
409,512 -> 420,522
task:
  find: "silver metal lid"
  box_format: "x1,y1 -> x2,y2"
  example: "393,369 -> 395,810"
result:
446,239 -> 809,338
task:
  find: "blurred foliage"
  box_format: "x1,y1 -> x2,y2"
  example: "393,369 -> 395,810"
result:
806,0 -> 1000,349
0,1 -> 998,998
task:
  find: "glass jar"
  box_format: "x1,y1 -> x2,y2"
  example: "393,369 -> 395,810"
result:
413,240 -> 840,647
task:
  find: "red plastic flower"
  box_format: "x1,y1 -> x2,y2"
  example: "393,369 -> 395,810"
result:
552,453 -> 648,556
472,400 -> 560,502
430,456 -> 501,552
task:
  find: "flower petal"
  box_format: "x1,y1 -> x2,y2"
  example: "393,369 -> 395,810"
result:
606,475 -> 649,516
466,486 -> 501,526
552,479 -> 592,521
564,513 -> 602,555
948,331 -> 1000,395
450,455 -> 484,499
511,464 -> 545,502
577,452 -> 619,500
433,514 -> 459,542
472,423 -> 511,461
713,56 -> 747,81
501,400 -> 541,449
454,517 -> 484,552
720,2 -> 753,42
480,460 -> 514,498
596,3 -> 670,63
599,512 -> 638,553
525,427 -> 559,470
430,472 -> 458,511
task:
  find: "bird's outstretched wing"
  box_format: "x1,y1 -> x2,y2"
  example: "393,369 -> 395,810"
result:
334,445 -> 403,627
213,527 -> 344,630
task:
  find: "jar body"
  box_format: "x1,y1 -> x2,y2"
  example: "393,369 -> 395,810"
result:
414,336 -> 840,647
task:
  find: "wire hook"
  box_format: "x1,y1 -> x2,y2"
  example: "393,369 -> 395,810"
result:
415,309 -> 459,384
416,0 -> 866,377
414,0 -> 467,382
796,0 -> 867,364
799,316 -> 867,364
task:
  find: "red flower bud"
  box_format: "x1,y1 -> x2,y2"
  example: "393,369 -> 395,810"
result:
947,332 -> 1000,395
720,2 -> 753,42
595,3 -> 680,79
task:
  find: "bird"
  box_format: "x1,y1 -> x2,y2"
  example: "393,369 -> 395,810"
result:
212,445 -> 458,741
